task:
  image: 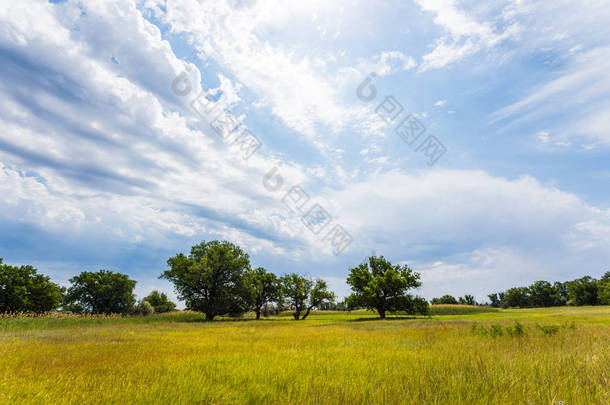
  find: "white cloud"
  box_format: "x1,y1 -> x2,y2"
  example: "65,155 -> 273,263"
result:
415,0 -> 520,70
321,169 -> 610,296
0,0 -> 319,260
494,47 -> 610,148
155,0 -> 358,151
358,51 -> 416,76
1,0 -> 609,300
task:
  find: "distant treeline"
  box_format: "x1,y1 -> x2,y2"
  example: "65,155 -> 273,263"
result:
486,275 -> 610,308
417,274 -> 609,308
2,243 -> 609,318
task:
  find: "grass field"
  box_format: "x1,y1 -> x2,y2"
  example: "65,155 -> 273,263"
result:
1,306 -> 608,405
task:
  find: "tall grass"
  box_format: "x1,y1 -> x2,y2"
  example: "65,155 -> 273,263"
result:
428,304 -> 500,315
0,307 -> 608,404
0,311 -> 205,331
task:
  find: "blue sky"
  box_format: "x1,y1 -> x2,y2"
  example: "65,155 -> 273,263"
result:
1,0 -> 610,304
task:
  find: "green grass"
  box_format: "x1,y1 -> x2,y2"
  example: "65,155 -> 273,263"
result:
428,304 -> 500,315
0,306 -> 608,404
0,311 -> 206,331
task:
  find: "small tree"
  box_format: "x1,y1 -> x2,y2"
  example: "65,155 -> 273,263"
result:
161,240 -> 251,321
528,280 -> 555,307
598,272 -> 610,305
0,259 -> 63,313
143,290 -> 176,313
487,292 -> 505,308
346,256 -> 423,319
63,270 -> 136,314
244,267 -> 280,320
132,300 -> 154,316
280,274 -> 334,320
458,294 -> 477,306
551,282 -> 569,306
410,296 -> 430,315
431,295 -> 458,305
503,287 -> 530,308
567,276 -> 599,306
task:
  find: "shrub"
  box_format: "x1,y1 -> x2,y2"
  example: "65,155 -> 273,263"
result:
505,321 -> 525,336
132,300 -> 154,316
538,324 -> 560,336
488,324 -> 504,337
143,291 -> 176,313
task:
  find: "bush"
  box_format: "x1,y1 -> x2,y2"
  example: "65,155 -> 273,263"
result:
488,324 -> 504,337
132,300 -> 154,316
143,291 -> 176,313
537,324 -> 560,336
430,295 -> 458,305
505,321 -> 525,336
472,322 -> 517,337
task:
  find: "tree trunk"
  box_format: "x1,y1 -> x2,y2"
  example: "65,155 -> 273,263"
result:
293,310 -> 300,320
256,308 -> 261,320
206,312 -> 215,321
302,306 -> 312,320
378,308 -> 386,319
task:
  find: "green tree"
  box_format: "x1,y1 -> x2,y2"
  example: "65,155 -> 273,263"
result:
431,295 -> 458,305
528,280 -> 555,307
346,256 -> 423,319
410,296 -> 430,315
132,300 -> 155,316
597,272 -> 610,305
280,274 -> 334,320
503,287 -> 530,308
567,276 -> 599,306
244,267 -> 280,320
551,282 -> 569,306
143,290 -> 176,313
63,270 -> 136,314
458,294 -> 477,305
161,240 -> 251,321
487,292 -> 505,308
0,259 -> 63,313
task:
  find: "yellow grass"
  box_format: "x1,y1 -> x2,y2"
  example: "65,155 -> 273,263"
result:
0,306 -> 608,404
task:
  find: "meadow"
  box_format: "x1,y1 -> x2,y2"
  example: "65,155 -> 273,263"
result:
0,306 -> 608,405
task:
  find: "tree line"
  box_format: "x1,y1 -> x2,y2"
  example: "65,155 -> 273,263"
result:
486,275 -> 610,308
0,241 -> 427,319
2,241 -> 609,318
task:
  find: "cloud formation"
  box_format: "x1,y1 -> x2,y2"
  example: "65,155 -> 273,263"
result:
0,0 -> 609,303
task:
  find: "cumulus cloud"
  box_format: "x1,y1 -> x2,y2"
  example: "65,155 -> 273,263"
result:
1,0 -> 609,302
0,0 -> 315,261
322,169 -> 610,297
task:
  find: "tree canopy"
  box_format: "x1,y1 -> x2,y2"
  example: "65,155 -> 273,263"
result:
431,295 -> 458,305
161,240 -> 251,320
244,267 -> 280,320
346,256 -> 426,319
63,270 -> 136,314
0,258 -> 63,313
143,290 -> 176,313
598,272 -> 610,305
280,274 -> 334,320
